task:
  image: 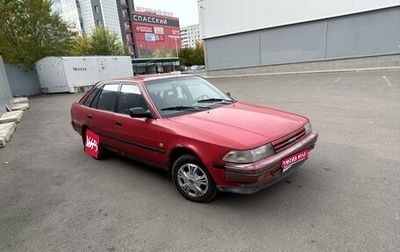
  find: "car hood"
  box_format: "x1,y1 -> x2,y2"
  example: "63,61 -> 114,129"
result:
166,102 -> 308,149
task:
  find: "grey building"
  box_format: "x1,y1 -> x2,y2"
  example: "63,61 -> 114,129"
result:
198,0 -> 400,74
52,0 -> 135,47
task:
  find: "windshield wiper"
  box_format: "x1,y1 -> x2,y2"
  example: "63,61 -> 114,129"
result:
161,105 -> 210,111
197,98 -> 235,104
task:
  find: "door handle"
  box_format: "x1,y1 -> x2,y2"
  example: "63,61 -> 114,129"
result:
115,121 -> 122,127
87,114 -> 92,119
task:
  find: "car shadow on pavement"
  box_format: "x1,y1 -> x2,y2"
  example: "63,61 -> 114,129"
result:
87,150 -> 319,208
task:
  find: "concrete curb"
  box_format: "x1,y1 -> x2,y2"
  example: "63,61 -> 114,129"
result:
13,97 -> 29,104
0,111 -> 24,123
0,97 -> 29,147
12,103 -> 30,111
0,122 -> 17,148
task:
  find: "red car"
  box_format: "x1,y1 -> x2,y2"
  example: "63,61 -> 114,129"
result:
71,74 -> 318,202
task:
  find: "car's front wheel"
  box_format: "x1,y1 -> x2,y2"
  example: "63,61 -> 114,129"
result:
172,155 -> 217,202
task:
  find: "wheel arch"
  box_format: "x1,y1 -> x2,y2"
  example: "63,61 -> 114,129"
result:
168,147 -> 218,202
81,125 -> 89,143
167,146 -> 202,179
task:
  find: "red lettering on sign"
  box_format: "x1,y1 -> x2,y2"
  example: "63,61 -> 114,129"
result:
281,149 -> 309,172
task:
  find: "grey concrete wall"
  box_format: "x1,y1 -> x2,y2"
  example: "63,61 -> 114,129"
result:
91,0 -> 104,25
326,7 -> 400,58
0,56 -> 13,115
206,54 -> 400,77
260,21 -> 326,65
206,32 -> 260,69
4,64 -> 41,96
205,6 -> 400,71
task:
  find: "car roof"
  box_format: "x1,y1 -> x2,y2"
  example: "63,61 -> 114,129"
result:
110,73 -> 196,83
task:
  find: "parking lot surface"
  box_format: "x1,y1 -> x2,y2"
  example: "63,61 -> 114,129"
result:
0,70 -> 399,251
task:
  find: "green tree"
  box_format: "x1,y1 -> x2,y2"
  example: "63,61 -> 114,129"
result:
178,48 -> 194,66
0,0 -> 76,69
69,36 -> 91,56
178,41 -> 205,66
151,49 -> 176,58
87,26 -> 124,55
193,41 -> 205,65
69,27 -> 126,56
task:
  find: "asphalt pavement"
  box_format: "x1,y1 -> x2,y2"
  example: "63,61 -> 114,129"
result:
0,70 -> 399,251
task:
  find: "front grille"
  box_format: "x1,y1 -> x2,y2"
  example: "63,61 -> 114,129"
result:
272,127 -> 306,153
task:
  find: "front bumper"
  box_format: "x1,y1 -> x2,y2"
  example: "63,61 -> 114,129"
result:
216,130 -> 318,194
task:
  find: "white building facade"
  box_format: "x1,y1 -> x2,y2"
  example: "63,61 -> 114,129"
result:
198,0 -> 400,73
52,0 -> 124,43
180,24 -> 201,48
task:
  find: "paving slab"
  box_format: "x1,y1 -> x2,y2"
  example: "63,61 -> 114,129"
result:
12,103 -> 30,111
13,97 -> 29,104
0,110 -> 24,123
0,122 -> 16,147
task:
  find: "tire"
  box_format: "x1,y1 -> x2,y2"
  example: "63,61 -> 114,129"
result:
82,129 -> 106,160
172,155 -> 217,202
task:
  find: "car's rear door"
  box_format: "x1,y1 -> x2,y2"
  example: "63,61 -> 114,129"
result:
112,83 -> 161,164
84,83 -> 119,148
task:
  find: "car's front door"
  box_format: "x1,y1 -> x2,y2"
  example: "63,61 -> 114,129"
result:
112,83 -> 161,164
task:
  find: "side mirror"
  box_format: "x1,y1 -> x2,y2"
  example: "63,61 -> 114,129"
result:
225,91 -> 231,97
129,107 -> 152,119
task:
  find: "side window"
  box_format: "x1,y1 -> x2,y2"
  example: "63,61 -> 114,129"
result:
96,84 -> 119,112
90,88 -> 101,108
83,87 -> 101,107
117,84 -> 147,115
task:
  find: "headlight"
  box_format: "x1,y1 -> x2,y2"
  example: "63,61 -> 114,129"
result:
304,122 -> 312,135
222,143 -> 274,163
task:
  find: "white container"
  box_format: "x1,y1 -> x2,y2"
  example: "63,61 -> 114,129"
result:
35,56 -> 133,93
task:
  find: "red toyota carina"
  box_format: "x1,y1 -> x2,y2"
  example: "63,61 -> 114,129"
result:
70,74 -> 318,202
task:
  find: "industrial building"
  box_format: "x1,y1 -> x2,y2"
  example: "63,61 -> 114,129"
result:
198,0 -> 400,75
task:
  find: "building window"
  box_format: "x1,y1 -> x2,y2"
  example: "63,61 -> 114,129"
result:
94,5 -> 99,13
96,19 -> 101,26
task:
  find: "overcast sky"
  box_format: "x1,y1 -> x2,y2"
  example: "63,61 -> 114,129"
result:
133,0 -> 199,27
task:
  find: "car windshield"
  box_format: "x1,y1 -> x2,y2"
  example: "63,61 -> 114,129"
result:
145,76 -> 235,117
